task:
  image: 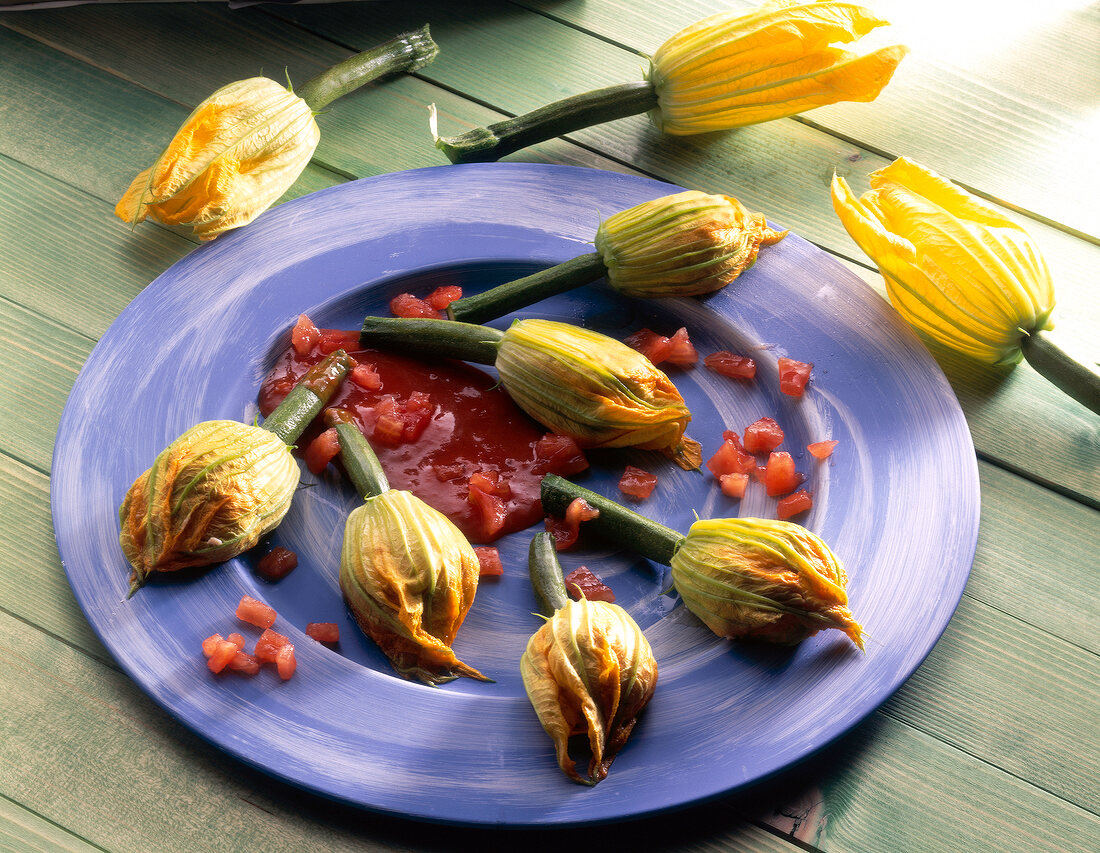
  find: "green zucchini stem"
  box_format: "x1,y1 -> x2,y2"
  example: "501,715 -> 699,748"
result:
261,349 -> 352,444
298,25 -> 439,112
1020,329 -> 1100,415
528,531 -> 571,616
434,81 -> 660,164
446,252 -> 608,324
359,315 -> 504,364
324,409 -> 390,499
540,474 -> 683,566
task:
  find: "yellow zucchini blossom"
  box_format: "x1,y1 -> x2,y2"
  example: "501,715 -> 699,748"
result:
596,190 -> 788,297
496,318 -> 702,470
670,516 -> 864,648
115,78 -> 319,241
831,157 -> 1056,365
648,0 -> 909,134
119,420 -> 300,593
521,596 -> 658,786
340,488 -> 488,685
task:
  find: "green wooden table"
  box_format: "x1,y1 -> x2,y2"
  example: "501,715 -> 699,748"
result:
2,2 -> 1097,850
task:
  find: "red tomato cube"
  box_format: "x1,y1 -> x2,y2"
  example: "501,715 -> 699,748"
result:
468,483 -> 508,542
236,595 -> 277,629
545,497 -> 599,551
743,417 -> 785,455
807,440 -> 838,459
201,633 -> 223,658
426,285 -> 463,310
291,314 -> 320,357
534,433 -> 589,476
623,328 -> 672,364
719,472 -> 749,498
618,465 -> 657,501
349,361 -> 383,391
206,639 -> 239,674
665,327 -> 698,366
390,293 -> 442,319
254,629 -> 291,664
469,469 -> 512,499
474,546 -> 505,578
228,651 -> 262,676
256,546 -> 299,582
706,433 -> 757,478
704,351 -> 757,380
778,358 -> 813,397
777,489 -> 814,519
564,566 -> 615,602
764,451 -> 803,496
318,328 -> 360,354
226,632 -> 246,650
303,428 -> 341,475
306,622 -> 340,644
275,644 -> 297,680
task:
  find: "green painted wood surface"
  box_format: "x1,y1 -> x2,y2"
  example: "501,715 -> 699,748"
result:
0,3 -> 1096,852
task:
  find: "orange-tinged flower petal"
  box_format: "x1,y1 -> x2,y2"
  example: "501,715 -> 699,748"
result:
115,77 -> 319,240
648,1 -> 907,133
832,157 -> 1055,364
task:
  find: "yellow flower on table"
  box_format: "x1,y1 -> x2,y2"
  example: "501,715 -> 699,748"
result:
115,78 -> 319,241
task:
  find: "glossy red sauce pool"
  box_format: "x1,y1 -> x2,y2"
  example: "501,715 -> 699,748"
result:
258,320 -> 588,543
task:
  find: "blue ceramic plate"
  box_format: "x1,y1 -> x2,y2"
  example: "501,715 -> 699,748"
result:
52,164 -> 979,826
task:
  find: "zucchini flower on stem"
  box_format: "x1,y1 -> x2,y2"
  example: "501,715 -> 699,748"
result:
446,191 -> 787,324
433,1 -> 906,163
328,408 -> 489,685
541,474 -> 864,648
359,316 -> 702,470
119,350 -> 352,596
832,157 -> 1099,414
521,532 -> 657,786
116,26 -> 438,240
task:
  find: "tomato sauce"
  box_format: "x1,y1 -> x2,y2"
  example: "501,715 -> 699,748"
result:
258,323 -> 587,543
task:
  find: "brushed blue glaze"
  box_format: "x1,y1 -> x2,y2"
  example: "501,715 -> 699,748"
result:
51,164 -> 979,826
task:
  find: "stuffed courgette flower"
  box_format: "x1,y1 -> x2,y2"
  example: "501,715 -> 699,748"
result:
119,350 -> 352,595
433,1 -> 906,163
116,26 -> 438,240
446,191 -> 787,324
541,474 -> 864,648
521,532 -> 657,785
359,316 -> 702,470
832,157 -> 1099,414
327,409 -> 488,685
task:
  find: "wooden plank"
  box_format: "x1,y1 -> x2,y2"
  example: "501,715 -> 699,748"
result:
0,796 -> 100,853
0,155 -> 193,339
515,0 -> 1100,239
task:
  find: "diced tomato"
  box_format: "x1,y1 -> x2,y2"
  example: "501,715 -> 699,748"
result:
704,351 -> 756,380
318,327 -> 360,355
764,451 -> 803,497
306,622 -> 340,644
228,651 -> 261,676
349,360 -> 383,391
778,358 -> 813,397
777,489 -> 813,519
253,628 -> 291,664
618,465 -> 657,501
433,462 -> 466,482
534,433 -> 589,476
201,633 -> 224,658
206,639 -> 239,674
474,546 -> 505,578
389,293 -> 443,319
256,546 -> 299,582
303,427 -> 341,475
751,464 -> 768,484
235,595 -> 277,629
706,432 -> 757,478
564,566 -> 616,603
291,314 -> 320,357
623,328 -> 672,364
370,393 -> 434,446
545,497 -> 600,550
275,644 -> 297,680
719,472 -> 749,499
743,416 -> 785,455
468,482 -> 508,542
226,632 -> 246,650
807,440 -> 838,460
469,469 -> 512,500
425,285 -> 463,310
665,327 -> 698,366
